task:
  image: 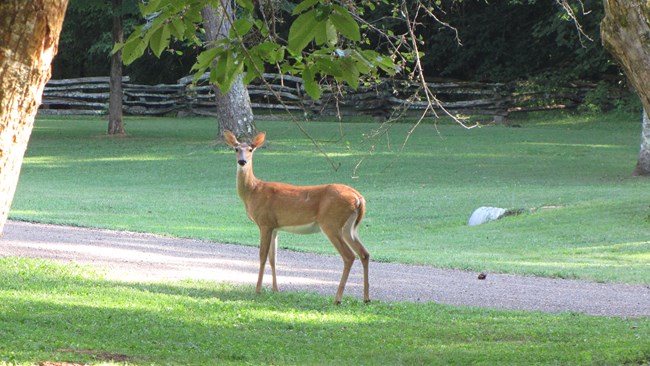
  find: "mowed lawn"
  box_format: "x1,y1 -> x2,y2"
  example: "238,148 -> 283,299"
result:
3,112 -> 650,365
1,257 -> 649,365
10,112 -> 650,284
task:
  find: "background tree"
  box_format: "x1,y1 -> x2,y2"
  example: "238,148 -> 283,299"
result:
601,0 -> 650,176
202,3 -> 256,138
109,0 -> 125,135
0,0 -> 68,234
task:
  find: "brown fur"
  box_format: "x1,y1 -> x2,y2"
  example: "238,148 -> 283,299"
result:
224,130 -> 370,304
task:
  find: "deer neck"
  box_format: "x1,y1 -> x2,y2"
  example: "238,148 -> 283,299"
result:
236,161 -> 259,201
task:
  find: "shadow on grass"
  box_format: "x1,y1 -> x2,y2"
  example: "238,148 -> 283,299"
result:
1,257 -> 649,366
0,259 -> 376,365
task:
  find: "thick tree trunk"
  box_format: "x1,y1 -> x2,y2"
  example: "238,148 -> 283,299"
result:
0,0 -> 68,234
108,0 -> 125,135
201,2 -> 256,140
601,0 -> 650,176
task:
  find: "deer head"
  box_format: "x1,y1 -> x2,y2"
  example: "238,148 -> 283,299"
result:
224,130 -> 266,167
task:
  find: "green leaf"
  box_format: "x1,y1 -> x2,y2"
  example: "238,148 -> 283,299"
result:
184,18 -> 201,44
208,47 -> 246,94
292,0 -> 319,15
212,51 -> 230,86
352,51 -> 373,75
314,57 -> 342,77
149,24 -> 171,58
255,41 -> 285,63
315,20 -> 337,46
330,5 -> 360,41
257,41 -> 276,56
111,42 -> 125,55
236,0 -> 254,11
139,0 -> 162,15
221,56 -> 245,93
243,54 -> 264,84
302,65 -> 322,99
273,47 -> 286,64
288,9 -> 320,54
374,55 -> 399,75
313,4 -> 331,21
170,18 -> 186,39
231,18 -> 254,37
193,47 -> 221,71
339,58 -> 360,89
122,37 -> 148,65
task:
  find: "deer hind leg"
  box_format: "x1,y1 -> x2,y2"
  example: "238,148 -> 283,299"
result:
322,226 -> 357,305
341,212 -> 370,303
256,227 -> 275,294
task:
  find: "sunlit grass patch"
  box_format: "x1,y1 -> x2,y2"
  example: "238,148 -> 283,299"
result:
1,257 -> 649,365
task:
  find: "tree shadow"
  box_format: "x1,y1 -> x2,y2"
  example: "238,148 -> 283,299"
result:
0,260 -> 375,365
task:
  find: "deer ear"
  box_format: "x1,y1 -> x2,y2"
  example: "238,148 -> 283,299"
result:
252,132 -> 266,148
223,130 -> 239,147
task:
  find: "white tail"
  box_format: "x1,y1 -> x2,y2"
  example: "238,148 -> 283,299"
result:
224,130 -> 370,304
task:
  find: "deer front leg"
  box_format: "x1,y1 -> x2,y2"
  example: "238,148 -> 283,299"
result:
268,229 -> 279,292
256,227 -> 274,294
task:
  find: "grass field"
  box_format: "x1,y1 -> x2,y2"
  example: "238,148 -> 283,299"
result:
10,111 -> 650,284
1,257 -> 649,365
4,111 -> 650,365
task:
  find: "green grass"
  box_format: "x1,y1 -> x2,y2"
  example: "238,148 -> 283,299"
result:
1,257 -> 649,365
10,112 -> 650,284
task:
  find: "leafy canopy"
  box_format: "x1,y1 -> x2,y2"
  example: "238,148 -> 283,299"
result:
115,0 -> 400,99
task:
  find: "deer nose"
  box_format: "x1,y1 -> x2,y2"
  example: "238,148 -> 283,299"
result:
238,159 -> 247,166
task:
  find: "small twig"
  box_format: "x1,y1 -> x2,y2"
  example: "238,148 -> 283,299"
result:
555,0 -> 594,47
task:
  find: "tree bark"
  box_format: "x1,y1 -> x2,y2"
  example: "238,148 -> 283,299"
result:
108,0 -> 125,135
201,2 -> 256,140
0,0 -> 68,234
633,109 -> 650,176
601,0 -> 650,176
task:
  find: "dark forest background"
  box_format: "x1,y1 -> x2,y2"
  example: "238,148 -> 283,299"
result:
53,1 -> 619,88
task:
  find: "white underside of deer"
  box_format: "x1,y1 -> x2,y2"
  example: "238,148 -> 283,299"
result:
224,131 -> 370,304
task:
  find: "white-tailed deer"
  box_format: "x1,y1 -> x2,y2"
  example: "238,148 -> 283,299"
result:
224,130 -> 370,304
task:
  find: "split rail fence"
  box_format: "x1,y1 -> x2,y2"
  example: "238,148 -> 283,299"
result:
38,73 -> 594,121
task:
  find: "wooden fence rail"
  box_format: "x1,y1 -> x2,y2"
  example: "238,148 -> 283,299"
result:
38,74 -> 594,121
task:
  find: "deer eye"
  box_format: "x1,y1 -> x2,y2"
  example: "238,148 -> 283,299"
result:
234,147 -> 240,152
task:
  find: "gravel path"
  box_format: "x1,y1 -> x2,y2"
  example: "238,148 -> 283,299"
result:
1,220 -> 649,317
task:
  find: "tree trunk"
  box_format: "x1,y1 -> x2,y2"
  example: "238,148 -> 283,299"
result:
633,109 -> 650,176
0,0 -> 68,235
201,2 -> 256,140
601,0 -> 650,176
108,0 -> 125,135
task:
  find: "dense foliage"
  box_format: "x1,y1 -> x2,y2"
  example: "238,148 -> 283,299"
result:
52,0 -> 200,83
416,0 -> 613,82
52,0 -> 617,85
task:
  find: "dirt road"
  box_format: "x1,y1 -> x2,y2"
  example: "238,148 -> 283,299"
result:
1,220 -> 648,317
